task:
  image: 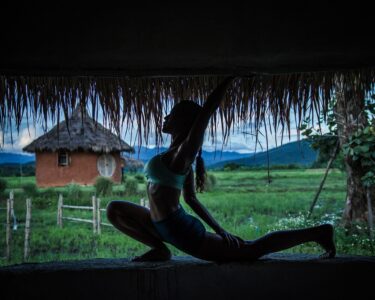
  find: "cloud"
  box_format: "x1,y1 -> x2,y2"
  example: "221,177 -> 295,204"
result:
0,127 -> 37,152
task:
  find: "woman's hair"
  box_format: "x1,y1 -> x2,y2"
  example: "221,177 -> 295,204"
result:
195,147 -> 206,193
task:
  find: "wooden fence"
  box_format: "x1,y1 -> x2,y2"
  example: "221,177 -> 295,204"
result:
1,193 -> 150,262
57,194 -> 112,234
0,191 -> 31,262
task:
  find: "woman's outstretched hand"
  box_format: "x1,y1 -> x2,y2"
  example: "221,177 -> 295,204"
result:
216,228 -> 245,248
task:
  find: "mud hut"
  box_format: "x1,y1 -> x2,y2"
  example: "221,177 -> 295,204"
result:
23,107 -> 134,187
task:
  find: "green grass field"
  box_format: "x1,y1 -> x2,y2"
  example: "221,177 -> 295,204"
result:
0,169 -> 373,267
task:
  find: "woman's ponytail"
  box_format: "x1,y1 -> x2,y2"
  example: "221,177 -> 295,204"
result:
195,147 -> 206,192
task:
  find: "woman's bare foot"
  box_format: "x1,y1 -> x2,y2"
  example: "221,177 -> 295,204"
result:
131,247 -> 172,262
316,224 -> 336,259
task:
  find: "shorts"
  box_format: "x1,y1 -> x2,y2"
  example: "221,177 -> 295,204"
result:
152,205 -> 206,256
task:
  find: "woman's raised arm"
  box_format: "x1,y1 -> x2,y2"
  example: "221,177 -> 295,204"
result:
180,77 -> 235,158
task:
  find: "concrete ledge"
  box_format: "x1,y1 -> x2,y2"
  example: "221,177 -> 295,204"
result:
1,254 -> 374,300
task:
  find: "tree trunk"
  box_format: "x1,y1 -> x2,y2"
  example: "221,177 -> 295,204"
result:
334,74 -> 372,227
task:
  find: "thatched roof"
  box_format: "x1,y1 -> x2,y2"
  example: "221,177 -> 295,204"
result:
1,5 -> 375,147
4,72 -> 375,148
23,107 -> 134,153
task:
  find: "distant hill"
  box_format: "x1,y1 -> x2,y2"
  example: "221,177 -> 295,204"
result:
209,140 -> 318,169
0,152 -> 35,165
0,140 -> 317,170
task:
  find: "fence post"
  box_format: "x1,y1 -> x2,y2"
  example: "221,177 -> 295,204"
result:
24,198 -> 31,261
97,197 -> 101,235
9,190 -> 17,230
92,195 -> 97,234
57,194 -> 63,228
6,198 -> 12,262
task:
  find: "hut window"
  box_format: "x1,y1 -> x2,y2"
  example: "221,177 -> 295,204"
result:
58,151 -> 69,166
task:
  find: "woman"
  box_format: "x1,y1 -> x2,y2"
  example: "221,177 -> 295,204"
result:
106,77 -> 336,262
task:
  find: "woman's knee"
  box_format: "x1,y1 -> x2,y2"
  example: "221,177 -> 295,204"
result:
106,200 -> 127,220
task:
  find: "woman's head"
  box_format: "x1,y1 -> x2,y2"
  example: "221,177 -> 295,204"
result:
162,100 -> 202,135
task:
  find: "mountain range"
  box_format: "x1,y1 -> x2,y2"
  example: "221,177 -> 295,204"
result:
0,140 -> 318,168
209,140 -> 317,169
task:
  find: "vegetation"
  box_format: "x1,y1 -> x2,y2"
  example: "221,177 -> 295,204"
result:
94,177 -> 113,196
66,184 -> 83,202
301,94 -> 375,226
343,116 -> 375,187
21,182 -> 38,196
203,173 -> 217,192
0,178 -> 7,195
0,169 -> 374,267
124,178 -> 139,196
0,163 -> 35,177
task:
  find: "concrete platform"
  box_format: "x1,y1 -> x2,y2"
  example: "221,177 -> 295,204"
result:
1,254 -> 374,300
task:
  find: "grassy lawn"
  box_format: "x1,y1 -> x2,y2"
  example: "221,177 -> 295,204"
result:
0,168 -> 373,267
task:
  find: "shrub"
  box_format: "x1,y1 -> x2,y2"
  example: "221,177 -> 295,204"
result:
22,182 -> 38,196
0,178 -> 7,194
41,188 -> 58,200
134,174 -> 145,183
94,177 -> 113,196
121,174 -> 127,183
66,183 -> 82,201
204,173 -> 217,192
124,178 -> 138,196
223,163 -> 241,171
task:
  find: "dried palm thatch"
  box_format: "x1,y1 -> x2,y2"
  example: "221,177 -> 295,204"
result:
1,69 -> 375,149
22,106 -> 134,153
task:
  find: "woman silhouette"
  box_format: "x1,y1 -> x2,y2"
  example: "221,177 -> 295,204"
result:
106,77 -> 336,262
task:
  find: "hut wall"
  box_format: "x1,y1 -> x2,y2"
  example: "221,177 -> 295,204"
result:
35,151 -> 122,187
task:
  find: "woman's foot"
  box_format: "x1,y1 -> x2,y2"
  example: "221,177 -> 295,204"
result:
131,247 -> 172,262
316,224 -> 336,259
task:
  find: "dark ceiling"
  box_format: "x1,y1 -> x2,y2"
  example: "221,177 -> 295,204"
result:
1,3 -> 374,76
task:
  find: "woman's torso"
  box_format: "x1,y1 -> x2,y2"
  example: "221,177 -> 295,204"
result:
146,150 -> 190,222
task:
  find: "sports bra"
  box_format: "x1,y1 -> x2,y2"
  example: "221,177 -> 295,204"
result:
143,152 -> 189,190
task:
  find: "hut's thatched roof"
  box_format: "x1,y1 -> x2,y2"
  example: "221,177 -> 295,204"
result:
1,5 -> 375,147
23,107 -> 134,153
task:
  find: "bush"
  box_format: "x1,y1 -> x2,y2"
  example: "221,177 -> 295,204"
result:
94,177 -> 113,196
124,178 -> 138,196
223,163 -> 241,171
204,173 -> 217,192
22,182 -> 38,196
40,188 -> 58,200
0,178 -> 7,194
66,183 -> 82,201
134,174 -> 145,183
121,174 -> 127,183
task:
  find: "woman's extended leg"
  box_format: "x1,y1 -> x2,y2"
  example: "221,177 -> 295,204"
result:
193,224 -> 336,262
106,200 -> 171,262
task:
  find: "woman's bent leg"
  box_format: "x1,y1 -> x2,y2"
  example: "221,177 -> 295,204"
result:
194,224 -> 335,262
106,200 -> 171,261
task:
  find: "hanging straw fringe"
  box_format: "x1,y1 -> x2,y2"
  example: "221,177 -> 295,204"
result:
1,69 -> 375,148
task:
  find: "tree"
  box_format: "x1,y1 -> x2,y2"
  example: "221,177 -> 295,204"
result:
301,83 -> 375,228
334,76 -> 375,227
